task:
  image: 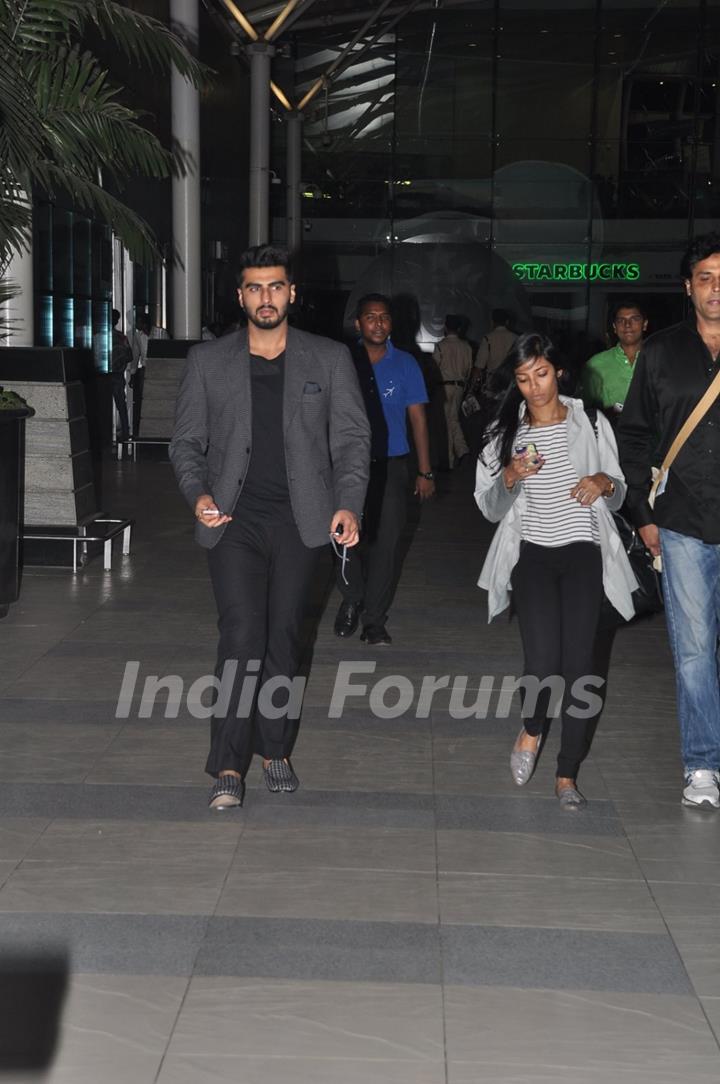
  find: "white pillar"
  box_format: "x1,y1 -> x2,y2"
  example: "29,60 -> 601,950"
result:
248,42 -> 274,247
1,206 -> 34,347
170,0 -> 201,339
286,111 -> 303,256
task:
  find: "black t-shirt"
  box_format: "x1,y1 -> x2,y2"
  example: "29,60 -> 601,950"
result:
236,351 -> 290,509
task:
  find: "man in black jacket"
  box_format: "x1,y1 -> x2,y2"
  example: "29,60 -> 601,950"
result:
618,232 -> 720,809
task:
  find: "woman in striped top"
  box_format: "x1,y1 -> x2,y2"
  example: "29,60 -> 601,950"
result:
475,332 -> 636,809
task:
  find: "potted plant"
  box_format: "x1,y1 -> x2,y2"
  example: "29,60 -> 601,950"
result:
0,388 -> 34,618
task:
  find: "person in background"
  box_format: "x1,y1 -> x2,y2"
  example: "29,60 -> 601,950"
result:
432,314 -> 473,469
475,332 -> 635,810
619,232 -> 720,809
333,293 -> 435,646
111,309 -> 132,444
582,300 -> 648,418
130,313 -> 171,437
474,308 -> 517,384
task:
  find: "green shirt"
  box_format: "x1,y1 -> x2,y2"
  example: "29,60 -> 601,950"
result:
582,344 -> 639,409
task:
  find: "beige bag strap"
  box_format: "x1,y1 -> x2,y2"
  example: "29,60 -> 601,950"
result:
649,367 -> 720,507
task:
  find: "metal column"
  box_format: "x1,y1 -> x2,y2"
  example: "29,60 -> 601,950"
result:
248,42 -> 275,246
170,0 -> 201,339
286,110 -> 303,255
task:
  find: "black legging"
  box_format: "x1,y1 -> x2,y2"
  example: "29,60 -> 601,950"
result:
510,541 -> 604,779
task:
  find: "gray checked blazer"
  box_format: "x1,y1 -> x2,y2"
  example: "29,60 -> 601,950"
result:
169,326 -> 371,549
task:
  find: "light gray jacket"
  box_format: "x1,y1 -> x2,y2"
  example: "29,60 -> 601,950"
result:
474,397 -> 637,622
169,326 -> 370,549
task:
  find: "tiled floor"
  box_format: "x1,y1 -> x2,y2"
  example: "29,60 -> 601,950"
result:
0,452 -> 718,1082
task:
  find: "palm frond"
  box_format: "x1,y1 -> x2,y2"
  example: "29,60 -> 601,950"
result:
0,0 -> 82,53
31,48 -> 174,185
0,276 -> 22,337
0,184 -> 32,270
33,161 -> 160,264
0,26 -> 44,172
88,1 -> 206,86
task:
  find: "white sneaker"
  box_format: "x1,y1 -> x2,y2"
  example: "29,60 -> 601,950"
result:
682,769 -> 720,808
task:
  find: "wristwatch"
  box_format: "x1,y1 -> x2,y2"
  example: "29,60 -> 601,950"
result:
417,471 -> 435,480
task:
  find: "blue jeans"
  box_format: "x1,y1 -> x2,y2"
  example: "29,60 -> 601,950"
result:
660,527 -> 720,771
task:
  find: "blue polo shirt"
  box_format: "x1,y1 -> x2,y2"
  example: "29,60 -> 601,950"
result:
370,340 -> 428,457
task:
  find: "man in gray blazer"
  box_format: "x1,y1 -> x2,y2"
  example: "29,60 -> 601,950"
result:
170,245 -> 370,809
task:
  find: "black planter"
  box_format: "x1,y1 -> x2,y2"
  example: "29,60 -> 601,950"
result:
0,407 -> 33,618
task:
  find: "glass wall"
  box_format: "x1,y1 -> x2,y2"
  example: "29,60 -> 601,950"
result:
35,201 -> 113,370
282,0 -> 720,355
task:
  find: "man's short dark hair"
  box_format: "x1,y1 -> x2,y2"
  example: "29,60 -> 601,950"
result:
681,232 -> 720,281
237,244 -> 293,284
111,309 -> 121,326
611,298 -> 647,322
356,293 -> 391,320
444,314 -> 463,333
491,308 -> 511,327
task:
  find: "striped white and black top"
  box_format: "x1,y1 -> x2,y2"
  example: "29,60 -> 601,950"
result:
514,420 -> 599,547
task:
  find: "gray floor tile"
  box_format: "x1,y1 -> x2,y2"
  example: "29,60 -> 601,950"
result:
646,883 -> 720,997
437,829 -> 643,880
195,917 -> 441,983
441,925 -> 692,993
700,996 -> 720,1043
0,855 -> 229,915
445,987 -> 720,1083
0,722 -> 121,782
0,698 -> 127,726
82,725 -> 209,785
0,782 -> 231,822
435,793 -> 622,835
163,977 -> 444,1062
0,818 -> 51,860
158,1055 -> 446,1084
40,973 -> 188,1084
26,818 -> 243,863
439,873 -> 666,933
0,913 -> 208,974
216,867 -> 439,923
234,825 -> 437,872
245,787 -> 435,830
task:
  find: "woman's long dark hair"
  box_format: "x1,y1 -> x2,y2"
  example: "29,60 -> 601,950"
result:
483,332 -> 572,467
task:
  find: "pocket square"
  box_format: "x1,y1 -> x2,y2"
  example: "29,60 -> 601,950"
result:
303,381 -> 322,394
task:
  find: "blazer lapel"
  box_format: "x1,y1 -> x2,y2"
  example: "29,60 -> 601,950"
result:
221,329 -> 251,423
283,325 -> 311,432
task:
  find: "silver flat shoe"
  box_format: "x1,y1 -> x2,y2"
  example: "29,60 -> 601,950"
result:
556,785 -> 587,811
510,728 -> 541,786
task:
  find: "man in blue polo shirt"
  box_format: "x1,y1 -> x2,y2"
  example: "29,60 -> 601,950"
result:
334,293 -> 435,645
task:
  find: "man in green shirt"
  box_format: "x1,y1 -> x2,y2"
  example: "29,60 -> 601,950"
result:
582,300 -> 648,416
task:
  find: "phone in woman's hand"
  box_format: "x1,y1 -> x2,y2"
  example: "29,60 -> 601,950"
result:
515,442 -> 539,463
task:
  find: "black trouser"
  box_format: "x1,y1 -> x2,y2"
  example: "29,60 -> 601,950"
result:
111,372 -> 129,441
336,456 -> 408,628
131,367 -> 145,437
510,541 -> 604,779
205,503 -> 320,778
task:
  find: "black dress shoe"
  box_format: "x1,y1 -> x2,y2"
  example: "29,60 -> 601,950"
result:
334,600 -> 362,638
208,775 -> 245,809
263,758 -> 299,793
360,624 -> 392,645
